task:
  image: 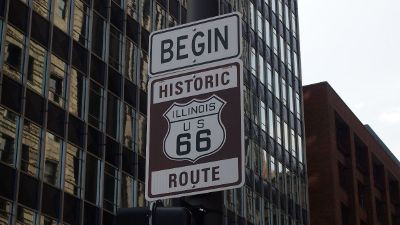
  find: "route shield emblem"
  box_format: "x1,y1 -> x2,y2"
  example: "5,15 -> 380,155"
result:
163,95 -> 226,162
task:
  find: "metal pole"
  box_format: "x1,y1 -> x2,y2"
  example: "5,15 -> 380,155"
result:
187,0 -> 220,22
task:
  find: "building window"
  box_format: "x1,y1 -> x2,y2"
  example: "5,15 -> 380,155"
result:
260,101 -> 267,131
121,173 -> 135,208
281,78 -> 287,106
4,26 -> 25,81
0,198 -> 12,224
338,162 -> 348,190
358,182 -> 366,209
0,107 -> 19,166
88,81 -> 104,129
44,132 -> 63,187
288,87 -> 294,112
92,13 -> 106,58
27,41 -> 47,95
155,4 -> 167,30
64,144 -> 82,196
32,0 -> 51,18
268,108 -> 274,138
140,0 -> 152,31
127,0 -> 138,19
54,0 -> 70,32
139,50 -> 149,92
270,156 -> 276,184
85,153 -> 100,205
272,28 -> 278,54
265,19 -> 271,47
246,187 -> 254,222
16,206 -> 36,225
106,93 -> 120,139
274,71 -> 280,99
109,26 -> 123,71
125,39 -> 138,84
21,120 -> 41,177
104,163 -> 118,212
137,113 -> 146,156
49,55 -> 67,107
283,122 -> 289,150
69,69 -> 86,119
250,2 -> 256,30
295,93 -> 301,119
267,63 -> 273,91
250,48 -> 257,76
123,104 -> 136,149
257,11 -> 263,38
297,135 -> 303,163
290,129 -> 296,157
279,36 -> 285,63
276,116 -> 282,145
73,0 -> 90,46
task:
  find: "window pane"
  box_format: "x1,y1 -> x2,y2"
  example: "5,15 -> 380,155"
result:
123,104 -> 136,148
137,181 -> 145,207
127,0 -> 137,18
85,153 -> 100,205
109,26 -> 122,71
3,25 -> 25,81
32,0 -> 51,18
139,51 -> 148,91
21,120 -> 41,176
103,164 -> 118,211
121,173 -> 134,208
27,41 -> 46,95
140,0 -> 151,31
49,55 -> 67,107
0,198 -> 12,224
155,4 -> 166,30
125,39 -> 137,84
88,81 -> 103,128
54,0 -> 70,32
92,13 -> 105,58
0,106 -> 19,165
16,206 -> 36,225
73,0 -> 90,46
64,144 -> 82,196
106,93 -> 120,138
44,132 -> 62,187
137,113 -> 146,156
69,69 -> 85,118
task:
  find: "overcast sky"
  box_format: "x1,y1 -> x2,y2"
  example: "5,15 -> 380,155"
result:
298,0 -> 400,160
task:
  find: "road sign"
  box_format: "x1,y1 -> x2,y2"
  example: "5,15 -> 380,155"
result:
148,12 -> 242,76
145,60 -> 244,200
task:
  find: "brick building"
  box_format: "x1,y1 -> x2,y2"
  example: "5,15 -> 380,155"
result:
303,82 -> 400,225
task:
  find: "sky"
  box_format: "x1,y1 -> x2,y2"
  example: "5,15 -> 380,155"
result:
298,0 -> 400,160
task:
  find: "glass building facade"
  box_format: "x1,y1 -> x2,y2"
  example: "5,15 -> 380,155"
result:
0,0 -> 308,224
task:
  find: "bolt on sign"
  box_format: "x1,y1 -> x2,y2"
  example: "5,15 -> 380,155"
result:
145,60 -> 244,200
148,12 -> 241,76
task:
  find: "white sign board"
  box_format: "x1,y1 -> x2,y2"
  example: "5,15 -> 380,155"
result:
149,12 -> 242,76
145,60 -> 244,200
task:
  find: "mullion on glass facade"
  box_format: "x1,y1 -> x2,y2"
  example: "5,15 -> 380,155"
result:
0,0 -> 307,224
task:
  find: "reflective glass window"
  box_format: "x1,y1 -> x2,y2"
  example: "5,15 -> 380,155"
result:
267,63 -> 272,91
140,0 -> 151,31
104,164 -> 118,211
32,0 -> 51,18
274,71 -> 280,99
261,149 -> 268,181
295,93 -> 301,119
64,144 -> 82,196
16,206 -> 36,225
250,48 -> 256,75
282,78 -> 287,105
54,0 -> 70,32
270,156 -> 276,183
27,41 -> 47,95
155,4 -> 166,30
137,113 -> 146,156
259,55 -> 265,84
68,69 -> 86,119
0,106 -> 19,165
21,120 -> 41,176
109,26 -> 122,71
268,108 -> 274,138
123,104 -> 136,149
85,153 -> 100,205
106,93 -> 120,139
121,173 -> 135,208
276,115 -> 281,145
257,11 -> 263,38
246,187 -> 254,222
73,0 -> 90,46
3,25 -> 26,81
0,198 -> 11,224
127,0 -> 138,19
249,2 -> 255,30
125,39 -> 138,84
139,51 -> 148,91
88,81 -> 104,129
49,55 -> 67,107
137,181 -> 145,207
92,13 -> 106,58
260,101 -> 266,131
298,135 -> 303,163
288,87 -> 294,112
272,28 -> 278,54
283,122 -> 288,150
44,132 -> 63,187
265,20 -> 271,47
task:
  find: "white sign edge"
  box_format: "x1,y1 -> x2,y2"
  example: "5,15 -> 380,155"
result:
145,59 -> 245,201
148,12 -> 242,77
